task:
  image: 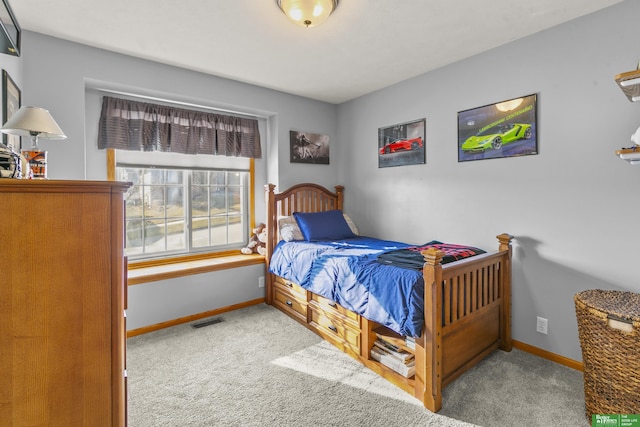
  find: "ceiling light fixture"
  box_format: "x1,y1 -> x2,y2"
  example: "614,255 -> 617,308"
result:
276,0 -> 339,28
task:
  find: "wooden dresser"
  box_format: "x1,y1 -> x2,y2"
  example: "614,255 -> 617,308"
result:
0,180 -> 130,427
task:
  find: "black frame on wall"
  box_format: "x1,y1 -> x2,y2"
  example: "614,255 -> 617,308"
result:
0,0 -> 20,57
457,93 -> 538,163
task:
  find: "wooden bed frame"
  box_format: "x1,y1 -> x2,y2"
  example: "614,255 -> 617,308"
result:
264,183 -> 513,412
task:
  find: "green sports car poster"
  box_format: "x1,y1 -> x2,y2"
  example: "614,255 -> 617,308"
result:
458,93 -> 538,162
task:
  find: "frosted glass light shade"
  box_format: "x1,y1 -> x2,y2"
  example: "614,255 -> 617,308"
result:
276,0 -> 338,28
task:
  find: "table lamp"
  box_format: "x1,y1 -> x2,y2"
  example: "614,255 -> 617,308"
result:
0,106 -> 66,178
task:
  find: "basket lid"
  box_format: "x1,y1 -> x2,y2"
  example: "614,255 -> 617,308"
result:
576,289 -> 640,323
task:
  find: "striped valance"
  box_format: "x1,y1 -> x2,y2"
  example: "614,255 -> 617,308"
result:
97,96 -> 261,159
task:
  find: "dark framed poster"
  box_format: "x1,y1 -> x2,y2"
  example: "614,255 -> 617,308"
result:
289,130 -> 330,164
458,94 -> 538,162
378,118 -> 426,168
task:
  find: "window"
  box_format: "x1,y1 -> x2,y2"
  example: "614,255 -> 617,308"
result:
118,164 -> 249,260
97,93 -> 264,264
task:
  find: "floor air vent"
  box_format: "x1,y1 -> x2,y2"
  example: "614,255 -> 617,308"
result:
192,317 -> 224,329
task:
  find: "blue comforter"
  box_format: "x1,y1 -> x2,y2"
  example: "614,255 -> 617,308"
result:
268,237 -> 425,337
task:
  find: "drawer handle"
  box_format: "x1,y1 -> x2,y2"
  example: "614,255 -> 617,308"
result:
328,325 -> 337,333
286,300 -> 293,307
285,281 -> 293,288
329,302 -> 337,308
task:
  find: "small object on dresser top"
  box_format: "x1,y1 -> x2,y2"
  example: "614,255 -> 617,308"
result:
0,142 -> 20,178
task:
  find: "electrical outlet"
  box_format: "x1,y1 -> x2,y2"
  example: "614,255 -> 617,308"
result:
536,316 -> 548,335
258,276 -> 265,288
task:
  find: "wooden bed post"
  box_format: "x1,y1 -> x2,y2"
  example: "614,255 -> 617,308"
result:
264,184 -> 277,305
416,248 -> 445,413
497,233 -> 514,352
335,185 -> 344,211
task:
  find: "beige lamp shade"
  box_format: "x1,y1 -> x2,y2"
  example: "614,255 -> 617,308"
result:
276,0 -> 339,27
1,106 -> 66,148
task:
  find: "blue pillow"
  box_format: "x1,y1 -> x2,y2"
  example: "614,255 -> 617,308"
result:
293,210 -> 357,241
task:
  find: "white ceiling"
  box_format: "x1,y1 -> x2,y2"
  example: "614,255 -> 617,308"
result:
11,0 -> 623,104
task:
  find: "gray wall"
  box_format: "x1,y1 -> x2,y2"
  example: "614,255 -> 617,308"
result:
15,0 -> 639,359
127,265 -> 266,331
21,31 -> 339,190
19,31 -> 338,331
337,0 -> 640,361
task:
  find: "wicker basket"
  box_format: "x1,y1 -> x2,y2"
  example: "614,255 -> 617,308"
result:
574,289 -> 640,419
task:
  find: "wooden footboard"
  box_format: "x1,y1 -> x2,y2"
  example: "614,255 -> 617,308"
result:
417,234 -> 513,411
264,183 -> 513,413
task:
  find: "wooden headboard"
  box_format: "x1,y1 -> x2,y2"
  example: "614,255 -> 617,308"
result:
264,183 -> 344,261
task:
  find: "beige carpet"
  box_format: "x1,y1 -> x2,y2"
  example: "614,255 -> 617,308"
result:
126,303 -> 588,426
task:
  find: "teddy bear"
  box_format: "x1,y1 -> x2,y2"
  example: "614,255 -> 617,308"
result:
241,223 -> 267,255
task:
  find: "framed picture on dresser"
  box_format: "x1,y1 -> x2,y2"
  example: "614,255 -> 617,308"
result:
2,69 -> 21,151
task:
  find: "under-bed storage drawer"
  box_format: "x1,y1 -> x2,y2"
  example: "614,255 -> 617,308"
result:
273,276 -> 307,299
272,276 -> 307,323
309,307 -> 361,355
273,285 -> 307,322
310,293 -> 360,327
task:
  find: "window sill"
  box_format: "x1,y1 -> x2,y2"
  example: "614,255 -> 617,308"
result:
127,253 -> 265,285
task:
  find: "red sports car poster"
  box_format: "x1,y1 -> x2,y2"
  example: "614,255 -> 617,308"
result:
378,118 -> 426,168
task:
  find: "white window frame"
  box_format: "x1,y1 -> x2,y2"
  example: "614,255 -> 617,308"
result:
109,148 -> 256,266
117,162 -> 250,261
